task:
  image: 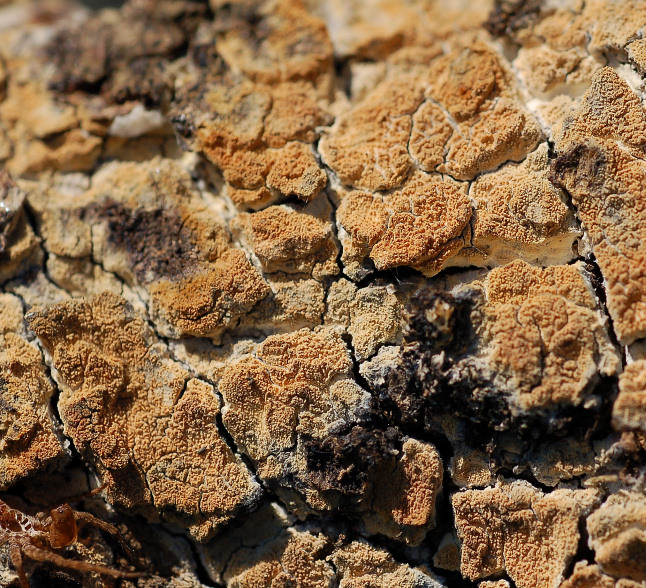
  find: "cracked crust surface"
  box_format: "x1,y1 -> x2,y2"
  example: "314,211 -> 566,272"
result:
551,67 -> 646,345
2,0 -> 646,586
453,481 -> 599,587
587,491 -> 646,583
27,292 -> 261,541
0,293 -> 66,489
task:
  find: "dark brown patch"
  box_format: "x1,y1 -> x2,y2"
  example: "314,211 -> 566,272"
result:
549,142 -> 609,197
84,201 -> 199,285
390,289 -> 507,434
211,0 -> 270,53
47,19 -> 112,94
46,1 -> 210,106
485,0 -> 543,39
0,171 -> 25,255
304,425 -> 401,496
106,57 -> 170,108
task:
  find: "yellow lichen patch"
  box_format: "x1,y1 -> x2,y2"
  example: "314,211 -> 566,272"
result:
468,144 -> 578,267
28,292 -> 261,542
211,0 -> 332,85
449,449 -> 494,489
172,0 -> 333,207
29,158 -> 269,341
613,360 -> 646,432
364,439 -> 443,545
526,438 -> 596,487
504,2 -> 596,96
479,261 -> 619,412
236,274 -> 327,334
434,532 -> 461,572
219,327 -> 379,511
491,1 -> 644,98
587,491 -> 646,583
424,42 -> 541,180
551,68 -> 646,344
439,98 -> 541,181
331,540 -> 443,587
0,80 -> 102,176
409,101 -> 454,172
560,67 -> 646,151
336,172 -> 472,279
452,481 -> 599,587
322,40 -> 540,188
514,45 -> 595,95
0,293 -> 66,489
627,39 -> 646,74
582,0 -> 646,54
233,197 -> 338,280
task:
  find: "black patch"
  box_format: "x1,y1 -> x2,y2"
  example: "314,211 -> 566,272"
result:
106,57 -> 170,109
170,114 -> 196,141
84,200 -> 199,285
380,289 -> 505,435
46,19 -> 111,94
485,0 -> 543,39
303,425 -> 401,497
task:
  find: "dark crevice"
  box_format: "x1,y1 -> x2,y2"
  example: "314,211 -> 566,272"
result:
183,536 -> 224,588
562,512 -> 596,582
78,0 -> 126,10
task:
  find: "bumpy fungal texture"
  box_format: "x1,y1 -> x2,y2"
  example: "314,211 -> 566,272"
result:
320,41 -> 540,190
221,529 -> 335,587
4,0 -> 646,586
325,279 -> 406,360
468,143 -> 579,267
331,540 -> 445,588
613,360 -> 646,432
27,292 -> 261,541
232,197 -> 339,280
171,0 -> 332,208
212,523 -> 336,588
587,492 -> 646,582
28,157 -> 270,341
561,562 -> 644,588
551,67 -> 646,345
479,261 -> 619,412
336,172 -> 472,279
453,481 -> 599,587
362,438 -> 444,545
0,293 -> 66,489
